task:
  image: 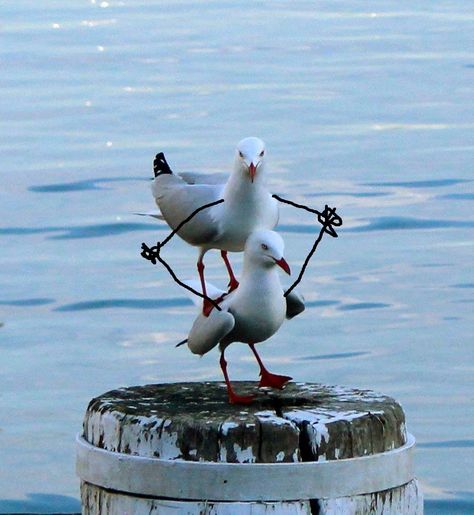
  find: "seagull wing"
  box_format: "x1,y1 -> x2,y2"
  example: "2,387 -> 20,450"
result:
187,308 -> 235,356
285,289 -> 305,319
151,174 -> 224,246
179,171 -> 228,185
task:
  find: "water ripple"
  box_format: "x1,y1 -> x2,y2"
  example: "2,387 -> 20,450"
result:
0,493 -> 80,513
0,298 -> 54,306
306,300 -> 340,307
439,193 -> 474,200
0,222 -> 162,239
29,176 -> 145,193
54,298 -> 192,311
418,439 -> 474,449
338,302 -> 390,311
51,222 -> 160,239
297,351 -> 369,361
347,217 -> 474,233
305,191 -> 390,198
425,498 -> 474,514
363,179 -> 471,188
277,224 -> 318,234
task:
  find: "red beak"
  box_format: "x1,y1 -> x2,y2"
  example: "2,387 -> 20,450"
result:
249,162 -> 256,183
274,257 -> 291,275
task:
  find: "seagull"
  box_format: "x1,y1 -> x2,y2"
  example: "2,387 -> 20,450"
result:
182,230 -> 305,404
151,137 -> 279,316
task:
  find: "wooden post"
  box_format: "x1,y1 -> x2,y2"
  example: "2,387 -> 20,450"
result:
77,382 -> 423,514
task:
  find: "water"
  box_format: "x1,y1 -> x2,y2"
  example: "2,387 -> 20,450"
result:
1,1 -> 473,512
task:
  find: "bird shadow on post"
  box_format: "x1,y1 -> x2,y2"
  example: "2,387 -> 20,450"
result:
140,196 -> 342,306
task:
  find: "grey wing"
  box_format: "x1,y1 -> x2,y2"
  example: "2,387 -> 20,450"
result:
179,171 -> 228,185
187,309 -> 235,356
285,290 -> 305,319
151,174 -> 224,246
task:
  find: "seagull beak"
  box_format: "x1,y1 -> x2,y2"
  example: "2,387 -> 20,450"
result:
248,162 -> 256,183
274,257 -> 291,275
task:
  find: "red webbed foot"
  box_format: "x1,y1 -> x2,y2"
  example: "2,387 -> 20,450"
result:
228,391 -> 255,405
259,370 -> 292,389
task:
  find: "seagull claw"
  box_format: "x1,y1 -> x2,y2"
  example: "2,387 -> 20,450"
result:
202,299 -> 216,317
228,277 -> 239,292
259,371 -> 292,390
228,392 -> 255,405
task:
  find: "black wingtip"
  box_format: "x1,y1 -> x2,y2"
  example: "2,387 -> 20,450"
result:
153,152 -> 173,178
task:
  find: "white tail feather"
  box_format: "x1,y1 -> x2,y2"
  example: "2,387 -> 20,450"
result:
134,210 -> 164,220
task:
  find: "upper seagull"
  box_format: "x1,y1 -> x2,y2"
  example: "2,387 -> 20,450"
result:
151,137 -> 279,315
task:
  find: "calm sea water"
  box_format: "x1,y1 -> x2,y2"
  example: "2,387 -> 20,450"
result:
1,1 -> 473,513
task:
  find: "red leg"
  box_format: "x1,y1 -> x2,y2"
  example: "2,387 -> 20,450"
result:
197,256 -> 215,317
249,343 -> 292,389
221,250 -> 239,292
220,350 -> 254,404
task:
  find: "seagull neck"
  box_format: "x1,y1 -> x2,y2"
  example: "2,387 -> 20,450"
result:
223,169 -> 265,203
240,259 -> 280,289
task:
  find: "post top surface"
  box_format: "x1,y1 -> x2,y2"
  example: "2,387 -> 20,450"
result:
84,382 -> 407,464
87,381 -> 396,417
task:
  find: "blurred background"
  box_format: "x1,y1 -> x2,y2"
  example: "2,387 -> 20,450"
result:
1,1 -> 473,512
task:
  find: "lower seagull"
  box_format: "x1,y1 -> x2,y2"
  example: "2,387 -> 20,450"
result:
180,229 -> 305,404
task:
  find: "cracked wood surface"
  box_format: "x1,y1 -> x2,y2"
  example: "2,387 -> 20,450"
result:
83,381 -> 407,464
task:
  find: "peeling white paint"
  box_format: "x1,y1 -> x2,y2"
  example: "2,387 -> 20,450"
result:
220,422 -> 239,436
233,443 -> 256,463
82,479 -> 423,514
219,446 -> 227,462
158,427 -> 181,459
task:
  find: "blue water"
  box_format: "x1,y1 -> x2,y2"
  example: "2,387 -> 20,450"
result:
1,1 -> 473,513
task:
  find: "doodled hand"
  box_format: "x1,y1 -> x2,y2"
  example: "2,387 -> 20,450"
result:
317,205 -> 343,238
140,242 -> 162,265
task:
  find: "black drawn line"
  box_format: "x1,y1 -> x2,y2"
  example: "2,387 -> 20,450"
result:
140,199 -> 225,311
141,196 -> 342,306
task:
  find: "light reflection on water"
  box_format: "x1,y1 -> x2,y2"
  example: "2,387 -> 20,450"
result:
1,0 -> 473,512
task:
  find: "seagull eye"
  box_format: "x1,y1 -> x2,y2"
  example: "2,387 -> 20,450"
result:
259,150 -> 265,157
239,151 -> 244,158
261,243 -> 269,250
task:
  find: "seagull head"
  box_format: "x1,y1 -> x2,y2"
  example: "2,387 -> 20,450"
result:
235,137 -> 266,183
245,230 -> 290,274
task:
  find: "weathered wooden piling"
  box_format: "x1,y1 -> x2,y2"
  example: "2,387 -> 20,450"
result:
77,382 -> 423,514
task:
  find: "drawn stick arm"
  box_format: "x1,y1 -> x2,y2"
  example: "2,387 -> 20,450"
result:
272,194 -> 343,236
283,204 -> 343,296
140,198 -> 225,310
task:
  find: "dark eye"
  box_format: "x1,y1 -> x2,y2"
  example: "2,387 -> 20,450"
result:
261,243 -> 268,250
259,150 -> 265,157
239,151 -> 244,158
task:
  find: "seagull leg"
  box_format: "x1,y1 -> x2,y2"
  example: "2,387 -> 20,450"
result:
221,250 -> 239,292
249,343 -> 292,389
197,253 -> 214,317
220,350 -> 254,404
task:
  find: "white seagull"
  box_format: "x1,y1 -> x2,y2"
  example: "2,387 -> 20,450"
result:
183,230 -> 305,404
151,137 -> 279,316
